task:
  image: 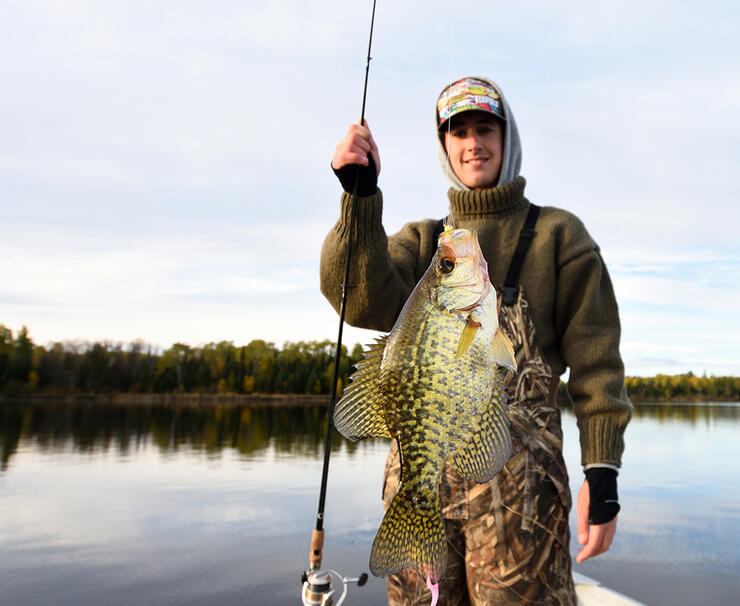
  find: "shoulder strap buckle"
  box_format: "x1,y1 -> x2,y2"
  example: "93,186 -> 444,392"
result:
501,285 -> 519,306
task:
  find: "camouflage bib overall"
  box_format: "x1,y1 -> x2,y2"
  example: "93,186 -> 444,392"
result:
383,206 -> 576,606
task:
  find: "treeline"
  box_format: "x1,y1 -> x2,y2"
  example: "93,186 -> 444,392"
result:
0,325 -> 363,397
1,325 -> 739,401
625,372 -> 740,402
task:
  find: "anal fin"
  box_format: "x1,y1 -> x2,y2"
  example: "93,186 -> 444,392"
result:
450,383 -> 512,482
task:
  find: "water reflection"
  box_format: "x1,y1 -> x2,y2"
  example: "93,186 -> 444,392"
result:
1,399 -> 739,606
1,401 -> 381,472
4,401 -> 738,461
633,400 -> 740,423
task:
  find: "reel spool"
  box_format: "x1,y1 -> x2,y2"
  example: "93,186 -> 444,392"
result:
300,569 -> 368,606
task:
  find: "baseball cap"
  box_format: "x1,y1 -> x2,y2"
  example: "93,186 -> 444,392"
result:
437,77 -> 506,127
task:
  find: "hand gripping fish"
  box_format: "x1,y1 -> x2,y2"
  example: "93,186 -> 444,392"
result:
333,226 -> 517,597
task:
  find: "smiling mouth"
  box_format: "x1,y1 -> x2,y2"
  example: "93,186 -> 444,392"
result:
464,157 -> 489,165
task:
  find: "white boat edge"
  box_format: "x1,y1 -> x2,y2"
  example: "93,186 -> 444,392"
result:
574,571 -> 647,606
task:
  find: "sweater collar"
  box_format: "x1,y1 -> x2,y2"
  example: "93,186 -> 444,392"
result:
448,176 -> 528,219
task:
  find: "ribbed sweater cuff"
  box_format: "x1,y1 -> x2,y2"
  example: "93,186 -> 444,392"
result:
336,190 -> 384,242
579,415 -> 626,468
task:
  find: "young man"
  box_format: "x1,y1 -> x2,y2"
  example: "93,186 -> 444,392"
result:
320,77 -> 632,605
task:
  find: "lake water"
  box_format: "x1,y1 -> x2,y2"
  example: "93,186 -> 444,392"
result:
1,400 -> 739,606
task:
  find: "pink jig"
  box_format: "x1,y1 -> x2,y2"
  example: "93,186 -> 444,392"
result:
426,577 -> 439,606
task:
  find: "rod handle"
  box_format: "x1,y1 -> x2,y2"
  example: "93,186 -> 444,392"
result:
309,528 -> 324,569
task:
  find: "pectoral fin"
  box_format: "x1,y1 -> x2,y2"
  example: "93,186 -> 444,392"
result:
492,329 -> 517,373
456,316 -> 481,358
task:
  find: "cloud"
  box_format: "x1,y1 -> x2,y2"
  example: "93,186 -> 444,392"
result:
1,1 -> 739,376
1,221 -> 325,306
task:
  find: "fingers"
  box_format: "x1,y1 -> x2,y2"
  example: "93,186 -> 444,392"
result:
576,479 -> 618,563
576,517 -> 618,563
331,122 -> 381,175
576,480 -> 590,546
363,120 -> 381,175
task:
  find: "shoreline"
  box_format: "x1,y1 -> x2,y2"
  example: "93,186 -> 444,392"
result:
0,392 -> 331,407
1,392 -> 738,407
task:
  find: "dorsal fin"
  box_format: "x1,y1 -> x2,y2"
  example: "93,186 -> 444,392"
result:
333,336 -> 392,441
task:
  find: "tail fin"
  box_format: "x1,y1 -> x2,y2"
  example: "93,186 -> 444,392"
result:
369,485 -> 447,583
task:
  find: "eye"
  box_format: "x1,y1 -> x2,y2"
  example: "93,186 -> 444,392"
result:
439,257 -> 455,274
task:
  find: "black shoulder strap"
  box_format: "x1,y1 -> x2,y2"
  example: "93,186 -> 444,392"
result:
502,204 -> 541,306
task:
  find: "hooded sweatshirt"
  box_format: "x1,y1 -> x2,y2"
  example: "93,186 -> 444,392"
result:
436,77 -> 522,189
320,78 -> 633,467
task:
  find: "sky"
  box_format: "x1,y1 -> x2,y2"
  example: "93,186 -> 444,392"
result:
1,0 -> 739,377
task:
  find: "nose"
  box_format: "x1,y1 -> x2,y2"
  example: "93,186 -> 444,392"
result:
463,128 -> 483,149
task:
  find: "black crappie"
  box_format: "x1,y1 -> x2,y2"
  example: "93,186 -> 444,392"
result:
333,226 -> 516,583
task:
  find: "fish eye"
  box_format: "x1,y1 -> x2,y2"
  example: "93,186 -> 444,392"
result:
439,257 -> 455,274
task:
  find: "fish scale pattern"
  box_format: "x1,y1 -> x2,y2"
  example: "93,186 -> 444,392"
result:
371,280 -> 510,581
334,227 -> 514,586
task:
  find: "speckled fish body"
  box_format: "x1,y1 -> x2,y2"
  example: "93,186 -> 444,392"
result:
333,227 -> 516,583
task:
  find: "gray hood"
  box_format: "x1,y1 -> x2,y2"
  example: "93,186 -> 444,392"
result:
436,77 -> 522,190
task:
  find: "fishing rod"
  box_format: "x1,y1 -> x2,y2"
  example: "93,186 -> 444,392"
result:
301,1 -> 377,604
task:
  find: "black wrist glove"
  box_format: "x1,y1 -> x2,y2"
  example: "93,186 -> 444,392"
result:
585,467 -> 620,525
332,153 -> 378,197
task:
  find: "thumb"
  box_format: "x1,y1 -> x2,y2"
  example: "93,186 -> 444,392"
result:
577,480 -> 590,545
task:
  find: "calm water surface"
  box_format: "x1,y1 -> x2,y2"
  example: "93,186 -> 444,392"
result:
1,401 -> 739,606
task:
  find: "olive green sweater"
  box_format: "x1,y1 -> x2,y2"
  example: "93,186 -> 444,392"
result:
320,176 -> 633,467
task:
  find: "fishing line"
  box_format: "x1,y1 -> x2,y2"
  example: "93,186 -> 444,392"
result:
443,12 -> 456,225
306,0 -> 378,576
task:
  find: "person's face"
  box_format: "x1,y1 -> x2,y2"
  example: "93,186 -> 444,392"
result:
443,111 -> 504,189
